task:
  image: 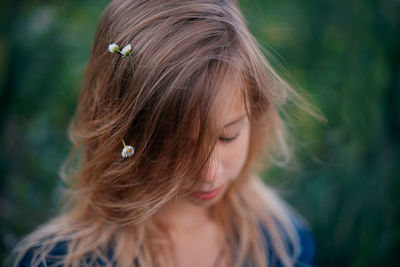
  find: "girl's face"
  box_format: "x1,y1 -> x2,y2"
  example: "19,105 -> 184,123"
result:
187,86 -> 250,206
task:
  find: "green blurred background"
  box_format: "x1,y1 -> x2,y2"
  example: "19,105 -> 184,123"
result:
1,0 -> 399,266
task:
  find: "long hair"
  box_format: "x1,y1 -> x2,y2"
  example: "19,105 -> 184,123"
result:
7,0 -> 326,266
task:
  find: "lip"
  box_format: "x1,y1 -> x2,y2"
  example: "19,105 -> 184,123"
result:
192,185 -> 224,201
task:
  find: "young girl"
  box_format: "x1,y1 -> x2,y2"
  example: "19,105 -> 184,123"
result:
8,0 -> 326,266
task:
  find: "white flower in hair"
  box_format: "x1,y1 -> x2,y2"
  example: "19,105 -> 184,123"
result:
121,44 -> 132,57
107,43 -> 135,75
108,43 -> 119,53
121,139 -> 135,158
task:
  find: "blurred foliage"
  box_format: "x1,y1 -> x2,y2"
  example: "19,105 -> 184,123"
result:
0,0 -> 399,266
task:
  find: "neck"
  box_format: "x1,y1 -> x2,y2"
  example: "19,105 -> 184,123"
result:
156,200 -> 212,232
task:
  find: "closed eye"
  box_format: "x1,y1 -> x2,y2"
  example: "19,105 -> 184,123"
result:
219,133 -> 240,143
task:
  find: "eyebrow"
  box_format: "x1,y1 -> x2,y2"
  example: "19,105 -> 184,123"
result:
223,114 -> 247,128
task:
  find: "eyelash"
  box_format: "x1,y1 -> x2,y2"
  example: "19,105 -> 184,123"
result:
219,133 -> 240,143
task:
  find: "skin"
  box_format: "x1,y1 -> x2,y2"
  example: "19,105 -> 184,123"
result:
156,81 -> 251,267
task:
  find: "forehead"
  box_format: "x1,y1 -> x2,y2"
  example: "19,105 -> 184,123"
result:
189,68 -> 248,139
214,75 -> 246,126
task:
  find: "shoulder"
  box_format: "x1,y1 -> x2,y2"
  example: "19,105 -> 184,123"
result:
16,240 -> 69,267
259,210 -> 316,267
291,211 -> 316,266
16,239 -> 119,267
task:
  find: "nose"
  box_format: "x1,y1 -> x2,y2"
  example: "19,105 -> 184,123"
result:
202,151 -> 223,186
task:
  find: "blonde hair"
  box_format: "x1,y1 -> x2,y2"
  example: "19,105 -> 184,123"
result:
7,0 -> 326,266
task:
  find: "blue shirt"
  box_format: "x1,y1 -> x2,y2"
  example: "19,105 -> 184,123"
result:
259,214 -> 316,267
17,215 -> 315,266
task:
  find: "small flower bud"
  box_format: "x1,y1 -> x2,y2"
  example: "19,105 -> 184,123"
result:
121,139 -> 135,158
121,44 -> 132,57
108,43 -> 119,53
121,145 -> 135,158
